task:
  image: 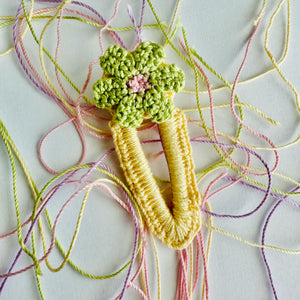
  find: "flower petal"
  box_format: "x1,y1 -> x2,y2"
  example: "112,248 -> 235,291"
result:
114,94 -> 144,128
133,41 -> 165,74
100,45 -> 136,79
93,77 -> 128,108
149,64 -> 185,92
143,88 -> 174,123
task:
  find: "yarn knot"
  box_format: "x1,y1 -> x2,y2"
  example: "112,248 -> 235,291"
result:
127,74 -> 149,93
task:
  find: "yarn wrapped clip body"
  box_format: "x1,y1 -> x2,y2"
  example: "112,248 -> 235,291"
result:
93,41 -> 201,249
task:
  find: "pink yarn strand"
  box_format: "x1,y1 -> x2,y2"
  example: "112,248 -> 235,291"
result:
99,0 -> 123,54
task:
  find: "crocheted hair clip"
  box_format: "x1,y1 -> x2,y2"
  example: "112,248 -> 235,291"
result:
92,41 -> 201,249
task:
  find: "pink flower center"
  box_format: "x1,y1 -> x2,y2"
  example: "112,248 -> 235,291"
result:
127,74 -> 149,93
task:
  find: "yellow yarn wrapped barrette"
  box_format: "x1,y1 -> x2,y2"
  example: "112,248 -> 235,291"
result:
92,41 -> 201,249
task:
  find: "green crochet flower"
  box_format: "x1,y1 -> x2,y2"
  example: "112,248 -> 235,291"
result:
93,41 -> 185,128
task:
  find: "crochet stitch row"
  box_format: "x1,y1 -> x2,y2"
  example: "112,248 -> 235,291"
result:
110,108 -> 201,249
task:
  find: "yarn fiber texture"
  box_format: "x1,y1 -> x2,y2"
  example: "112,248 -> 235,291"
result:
93,41 -> 185,128
110,108 -> 201,249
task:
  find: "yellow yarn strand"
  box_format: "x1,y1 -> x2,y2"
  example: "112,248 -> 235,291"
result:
150,234 -> 161,300
189,243 -> 194,298
34,1 -> 111,135
32,164 -> 144,279
254,0 -> 267,26
202,222 -> 300,254
38,1 -> 75,113
201,203 -> 214,300
0,0 -> 34,56
163,0 -> 181,47
0,13 -> 164,32
264,0 -> 300,111
182,0 -> 291,95
183,102 -> 279,126
45,184 -> 92,272
186,114 -> 300,152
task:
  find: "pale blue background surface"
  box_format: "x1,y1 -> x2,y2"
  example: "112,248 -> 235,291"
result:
0,1 -> 300,299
